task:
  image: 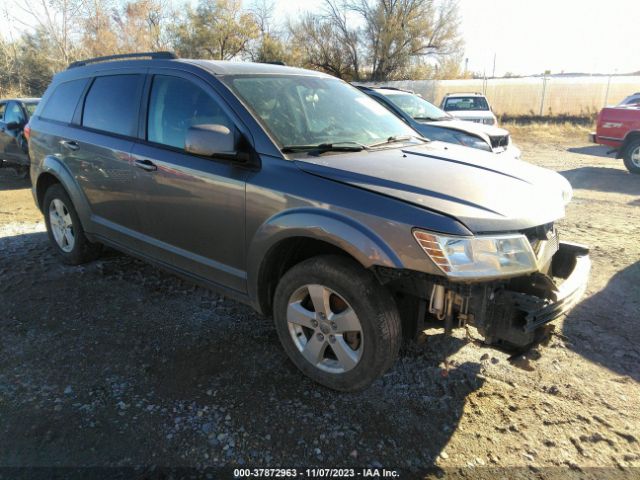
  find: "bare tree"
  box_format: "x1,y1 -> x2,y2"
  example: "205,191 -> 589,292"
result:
348,0 -> 463,80
172,0 -> 259,60
10,0 -> 84,65
289,13 -> 356,79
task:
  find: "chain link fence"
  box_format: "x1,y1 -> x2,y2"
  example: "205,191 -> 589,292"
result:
363,75 -> 640,119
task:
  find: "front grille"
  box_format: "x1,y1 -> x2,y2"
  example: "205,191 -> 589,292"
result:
490,134 -> 510,149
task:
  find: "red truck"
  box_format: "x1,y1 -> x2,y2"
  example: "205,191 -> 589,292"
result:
590,104 -> 640,174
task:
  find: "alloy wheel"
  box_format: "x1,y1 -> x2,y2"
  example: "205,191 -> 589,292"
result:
49,198 -> 75,253
631,146 -> 640,168
286,284 -> 363,374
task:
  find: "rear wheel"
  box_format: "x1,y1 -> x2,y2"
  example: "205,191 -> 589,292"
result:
273,255 -> 401,391
43,184 -> 102,265
622,138 -> 640,174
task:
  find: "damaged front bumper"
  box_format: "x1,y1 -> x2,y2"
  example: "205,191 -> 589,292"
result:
380,242 -> 591,348
477,242 -> 591,347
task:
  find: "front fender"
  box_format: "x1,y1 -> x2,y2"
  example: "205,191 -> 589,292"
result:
246,208 -> 404,310
37,155 -> 93,233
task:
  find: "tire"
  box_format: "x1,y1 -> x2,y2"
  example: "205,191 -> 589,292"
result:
622,138 -> 640,174
273,255 -> 401,391
43,184 -> 102,265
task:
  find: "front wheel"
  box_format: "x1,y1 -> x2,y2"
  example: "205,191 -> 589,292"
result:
273,255 -> 401,391
622,138 -> 640,174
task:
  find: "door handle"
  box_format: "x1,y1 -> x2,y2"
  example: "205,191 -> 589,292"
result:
134,159 -> 157,172
61,140 -> 79,151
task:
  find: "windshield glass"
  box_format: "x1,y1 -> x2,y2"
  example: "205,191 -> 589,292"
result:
444,96 -> 489,111
24,102 -> 39,117
382,91 -> 449,120
227,76 -> 417,148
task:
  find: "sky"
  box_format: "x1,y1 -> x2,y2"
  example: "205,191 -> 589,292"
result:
4,0 -> 639,76
270,0 -> 640,76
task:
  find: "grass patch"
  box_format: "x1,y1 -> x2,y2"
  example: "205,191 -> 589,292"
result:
502,121 -> 592,143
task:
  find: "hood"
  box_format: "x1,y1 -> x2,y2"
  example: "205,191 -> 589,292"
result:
431,119 -> 508,138
447,110 -> 495,121
294,142 -> 570,233
419,119 -> 509,146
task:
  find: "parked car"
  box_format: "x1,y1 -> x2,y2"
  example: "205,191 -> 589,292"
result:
590,103 -> 640,174
440,92 -> 498,125
618,92 -> 640,106
358,86 -> 520,158
28,52 -> 589,391
0,97 -> 40,174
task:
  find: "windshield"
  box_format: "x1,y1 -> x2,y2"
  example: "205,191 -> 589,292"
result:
227,76 -> 418,148
24,102 -> 38,117
443,96 -> 489,111
382,91 -> 450,120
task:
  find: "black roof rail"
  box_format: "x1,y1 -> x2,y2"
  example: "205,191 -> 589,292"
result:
68,51 -> 178,69
378,86 -> 414,93
262,61 -> 286,66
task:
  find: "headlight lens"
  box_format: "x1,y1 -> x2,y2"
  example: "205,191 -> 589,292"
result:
453,132 -> 492,152
413,230 -> 538,279
482,117 -> 495,125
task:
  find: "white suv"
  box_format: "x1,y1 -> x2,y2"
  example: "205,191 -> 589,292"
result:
440,92 -> 498,126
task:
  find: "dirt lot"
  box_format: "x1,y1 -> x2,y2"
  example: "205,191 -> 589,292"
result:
0,128 -> 638,479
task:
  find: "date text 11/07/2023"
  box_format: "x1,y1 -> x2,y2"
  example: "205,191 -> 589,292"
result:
233,468 -> 401,478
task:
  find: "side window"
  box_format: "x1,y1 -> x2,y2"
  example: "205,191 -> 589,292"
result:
40,78 -> 89,123
0,103 -> 6,121
82,75 -> 143,137
147,75 -> 232,150
4,102 -> 25,125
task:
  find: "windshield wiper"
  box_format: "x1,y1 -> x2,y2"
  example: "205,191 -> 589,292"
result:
368,135 -> 428,148
281,141 -> 368,153
414,116 -> 450,122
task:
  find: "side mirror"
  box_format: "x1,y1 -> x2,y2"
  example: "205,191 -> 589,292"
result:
185,124 -> 248,162
6,121 -> 21,130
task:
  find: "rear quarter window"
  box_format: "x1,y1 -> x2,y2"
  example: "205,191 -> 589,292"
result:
82,75 -> 143,137
40,78 -> 89,123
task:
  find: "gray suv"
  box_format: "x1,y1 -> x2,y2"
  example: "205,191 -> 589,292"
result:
29,52 -> 590,391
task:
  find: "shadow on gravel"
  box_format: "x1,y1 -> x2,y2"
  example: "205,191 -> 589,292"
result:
560,166 -> 639,195
562,261 -> 640,382
567,145 -> 616,158
0,168 -> 30,191
0,229 -> 485,471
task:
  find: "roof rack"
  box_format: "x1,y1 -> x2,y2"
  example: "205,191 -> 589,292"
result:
444,92 -> 483,96
378,86 -> 414,93
68,51 -> 178,69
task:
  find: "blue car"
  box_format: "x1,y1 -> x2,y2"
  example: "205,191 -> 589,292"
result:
357,86 -> 521,159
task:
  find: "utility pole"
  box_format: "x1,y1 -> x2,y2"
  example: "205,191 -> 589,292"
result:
604,69 -> 617,106
491,53 -> 496,78
539,71 -> 550,116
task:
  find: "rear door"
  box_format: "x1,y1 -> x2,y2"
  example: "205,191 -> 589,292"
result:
62,72 -> 145,245
130,71 -> 249,292
2,101 -> 28,163
0,102 -> 9,159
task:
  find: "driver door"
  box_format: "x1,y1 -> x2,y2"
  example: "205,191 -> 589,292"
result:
131,72 -> 249,293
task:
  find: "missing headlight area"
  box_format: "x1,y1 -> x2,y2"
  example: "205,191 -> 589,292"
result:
378,242 -> 590,350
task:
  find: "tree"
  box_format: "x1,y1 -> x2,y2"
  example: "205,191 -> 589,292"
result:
348,0 -> 463,80
172,0 -> 259,60
248,0 -> 294,64
289,13 -> 357,79
288,0 -> 463,80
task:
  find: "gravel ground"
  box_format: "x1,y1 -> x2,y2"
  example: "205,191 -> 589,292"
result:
0,131 -> 638,479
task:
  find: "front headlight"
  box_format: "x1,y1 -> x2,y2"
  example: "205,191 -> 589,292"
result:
482,117 -> 495,125
413,230 -> 538,279
453,132 -> 492,152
